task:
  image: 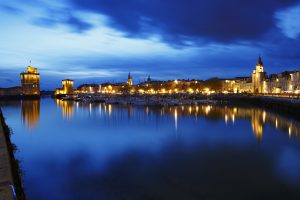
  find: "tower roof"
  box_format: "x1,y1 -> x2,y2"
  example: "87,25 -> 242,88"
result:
257,56 -> 263,66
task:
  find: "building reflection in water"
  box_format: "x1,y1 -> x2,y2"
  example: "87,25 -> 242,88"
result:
251,110 -> 264,140
56,99 -> 74,119
127,105 -> 132,119
21,100 -> 40,130
153,105 -> 300,141
55,101 -> 300,141
174,108 -> 178,131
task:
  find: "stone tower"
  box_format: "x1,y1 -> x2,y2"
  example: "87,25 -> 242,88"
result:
127,72 -> 133,86
252,56 -> 267,93
20,64 -> 40,96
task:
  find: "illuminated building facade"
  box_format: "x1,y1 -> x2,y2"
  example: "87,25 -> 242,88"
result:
252,56 -> 267,93
223,78 -> 252,93
101,83 -> 124,94
77,83 -> 123,94
74,56 -> 300,95
77,73 -> 135,94
55,79 -> 74,95
77,79 -> 216,95
77,84 -> 101,94
127,72 -> 133,86
20,65 -> 40,96
223,56 -> 300,94
135,79 -> 206,94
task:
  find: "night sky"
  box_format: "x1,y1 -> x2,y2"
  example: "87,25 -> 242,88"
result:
1,0 -> 300,89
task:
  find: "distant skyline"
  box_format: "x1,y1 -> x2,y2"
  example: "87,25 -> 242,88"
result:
1,0 -> 300,90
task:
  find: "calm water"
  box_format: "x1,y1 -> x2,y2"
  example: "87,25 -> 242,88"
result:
1,98 -> 300,200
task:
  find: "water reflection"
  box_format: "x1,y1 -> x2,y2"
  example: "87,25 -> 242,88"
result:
162,105 -> 300,140
21,99 -> 40,129
251,109 -> 263,140
127,105 -> 132,119
56,99 -> 74,119
159,105 -> 300,140
3,99 -> 300,200
61,145 -> 299,200
51,101 -> 300,140
174,107 -> 178,131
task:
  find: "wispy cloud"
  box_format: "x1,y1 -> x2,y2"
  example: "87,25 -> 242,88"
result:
276,4 -> 300,39
41,68 -> 125,79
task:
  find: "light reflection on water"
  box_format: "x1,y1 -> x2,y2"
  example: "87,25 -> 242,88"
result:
53,99 -> 300,141
1,98 -> 300,200
21,99 -> 40,129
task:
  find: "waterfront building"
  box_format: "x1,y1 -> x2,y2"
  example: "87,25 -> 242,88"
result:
127,72 -> 133,86
222,79 -> 235,93
126,58 -> 300,95
236,77 -> 252,93
77,84 -> 101,94
252,56 -> 267,93
223,56 -> 300,94
223,77 -> 252,93
147,75 -> 151,82
101,83 -> 125,94
268,72 -> 291,93
20,65 -> 40,96
77,73 -> 136,94
135,79 -> 205,94
77,83 -> 126,94
55,79 -> 74,95
74,56 -> 299,95
290,71 -> 300,92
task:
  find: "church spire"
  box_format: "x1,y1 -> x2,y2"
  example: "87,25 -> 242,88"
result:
127,72 -> 133,86
257,56 -> 263,66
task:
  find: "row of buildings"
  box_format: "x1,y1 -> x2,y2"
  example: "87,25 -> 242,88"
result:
1,57 -> 300,97
74,57 -> 300,95
223,57 -> 300,94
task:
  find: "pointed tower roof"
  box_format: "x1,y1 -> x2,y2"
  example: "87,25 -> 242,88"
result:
257,56 -> 263,66
128,72 -> 131,79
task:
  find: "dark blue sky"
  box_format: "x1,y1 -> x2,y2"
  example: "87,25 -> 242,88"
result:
1,0 -> 300,89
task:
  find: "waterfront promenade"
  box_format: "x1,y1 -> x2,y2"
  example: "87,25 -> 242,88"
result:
0,111 -> 17,200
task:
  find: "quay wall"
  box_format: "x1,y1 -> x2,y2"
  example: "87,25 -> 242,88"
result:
0,108 -> 25,200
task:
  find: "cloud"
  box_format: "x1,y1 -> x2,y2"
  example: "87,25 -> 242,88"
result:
0,4 -> 23,14
276,4 -> 300,39
66,15 -> 94,33
33,13 -> 94,33
0,1 -> 94,33
42,68 -> 125,79
69,0 -> 300,44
